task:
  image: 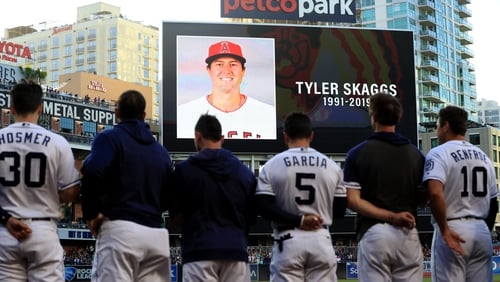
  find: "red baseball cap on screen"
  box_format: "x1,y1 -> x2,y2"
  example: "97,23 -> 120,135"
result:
205,41 -> 246,65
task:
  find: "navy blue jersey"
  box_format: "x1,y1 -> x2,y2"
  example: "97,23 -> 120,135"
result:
169,148 -> 257,263
81,120 -> 173,228
343,132 -> 425,240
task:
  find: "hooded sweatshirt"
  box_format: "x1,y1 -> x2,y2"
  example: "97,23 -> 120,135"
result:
170,148 -> 256,263
81,120 -> 173,228
343,132 -> 425,240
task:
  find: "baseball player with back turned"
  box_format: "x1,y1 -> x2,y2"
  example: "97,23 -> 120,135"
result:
423,105 -> 499,282
255,112 -> 347,282
343,93 -> 426,282
0,82 -> 81,281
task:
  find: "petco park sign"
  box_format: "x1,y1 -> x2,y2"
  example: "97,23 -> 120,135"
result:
221,0 -> 355,22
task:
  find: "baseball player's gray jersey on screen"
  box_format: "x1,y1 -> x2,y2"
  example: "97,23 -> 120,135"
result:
0,122 -> 80,282
423,140 -> 499,282
256,147 -> 346,282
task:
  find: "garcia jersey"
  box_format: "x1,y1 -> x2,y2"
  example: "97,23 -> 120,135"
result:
423,140 -> 499,220
256,147 -> 346,226
177,94 -> 276,139
0,122 -> 80,219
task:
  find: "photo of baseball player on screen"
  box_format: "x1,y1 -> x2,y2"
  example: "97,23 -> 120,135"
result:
176,36 -> 277,139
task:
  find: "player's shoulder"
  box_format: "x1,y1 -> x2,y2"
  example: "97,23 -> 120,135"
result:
244,96 -> 273,109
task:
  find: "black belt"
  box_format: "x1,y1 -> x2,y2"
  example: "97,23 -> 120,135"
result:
19,217 -> 51,221
276,225 -> 329,232
447,216 -> 483,221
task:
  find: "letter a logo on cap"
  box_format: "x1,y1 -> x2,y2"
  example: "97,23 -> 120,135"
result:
219,41 -> 231,54
206,40 -> 246,64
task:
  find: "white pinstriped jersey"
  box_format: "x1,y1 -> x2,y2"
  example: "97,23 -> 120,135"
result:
0,122 -> 80,219
423,140 -> 499,220
256,147 -> 346,226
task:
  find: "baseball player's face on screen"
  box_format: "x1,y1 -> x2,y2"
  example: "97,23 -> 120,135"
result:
208,58 -> 245,93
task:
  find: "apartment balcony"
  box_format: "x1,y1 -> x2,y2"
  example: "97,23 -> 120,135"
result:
420,45 -> 438,55
87,57 -> 96,63
458,6 -> 472,18
419,29 -> 437,40
458,0 -> 471,4
76,36 -> 85,42
76,47 -> 84,54
87,45 -> 96,51
418,14 -> 436,26
461,60 -> 475,72
461,73 -> 476,85
459,32 -> 473,45
418,0 -> 435,11
421,89 -> 444,103
420,59 -> 439,70
421,106 -> 440,117
37,44 -> 47,51
459,46 -> 474,59
88,34 -> 97,40
75,59 -> 84,65
37,55 -> 47,61
457,18 -> 472,31
420,74 -> 440,86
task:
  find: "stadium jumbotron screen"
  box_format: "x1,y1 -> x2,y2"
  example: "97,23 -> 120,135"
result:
162,22 -> 417,154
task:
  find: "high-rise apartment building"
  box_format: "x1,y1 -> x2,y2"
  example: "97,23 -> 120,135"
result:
2,2 -> 161,120
352,0 -> 476,129
230,0 -> 477,130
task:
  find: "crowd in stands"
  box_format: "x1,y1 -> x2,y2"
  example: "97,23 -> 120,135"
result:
61,243 -> 444,267
57,220 -> 500,267
44,86 -> 114,109
63,244 -> 95,266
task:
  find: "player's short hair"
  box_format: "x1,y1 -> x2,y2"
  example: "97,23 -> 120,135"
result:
284,112 -> 312,139
438,106 -> 467,135
10,82 -> 43,115
369,93 -> 402,126
195,114 -> 222,142
117,90 -> 146,120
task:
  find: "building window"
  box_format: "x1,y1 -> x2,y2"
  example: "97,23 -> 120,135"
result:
52,60 -> 59,70
469,134 -> 480,145
360,9 -> 375,22
493,135 -> 497,146
88,28 -> 97,40
76,31 -> 85,42
109,39 -> 117,49
430,137 -> 438,148
494,150 -> 498,162
65,34 -> 72,45
60,117 -> 74,132
52,36 -> 59,47
109,26 -> 117,37
65,57 -> 71,67
65,46 -> 72,56
110,50 -> 117,60
51,71 -> 58,81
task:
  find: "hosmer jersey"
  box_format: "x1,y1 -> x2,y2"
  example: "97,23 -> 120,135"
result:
177,94 -> 276,139
0,122 -> 80,219
256,147 -> 346,227
423,140 -> 499,220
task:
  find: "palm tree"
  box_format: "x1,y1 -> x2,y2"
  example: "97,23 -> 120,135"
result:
18,66 -> 47,84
